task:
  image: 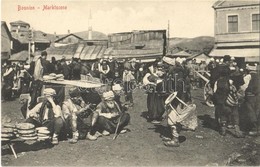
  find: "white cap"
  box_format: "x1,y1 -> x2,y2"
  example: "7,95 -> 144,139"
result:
210,58 -> 214,61
43,88 -> 56,96
130,58 -> 137,62
230,67 -> 236,71
112,84 -> 122,91
216,59 -> 219,63
231,57 -> 235,60
196,59 -> 201,64
103,91 -> 115,100
24,65 -> 30,70
176,57 -> 181,63
220,58 -> 223,62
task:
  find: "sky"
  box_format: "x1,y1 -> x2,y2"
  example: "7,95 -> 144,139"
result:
1,0 -> 216,38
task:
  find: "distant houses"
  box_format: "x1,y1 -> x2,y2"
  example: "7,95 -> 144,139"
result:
1,21 -> 13,62
210,0 -> 260,65
10,20 -> 51,54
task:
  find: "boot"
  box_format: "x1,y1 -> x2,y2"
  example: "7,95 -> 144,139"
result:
86,132 -> 98,141
249,123 -> 258,136
233,125 -> 245,138
69,131 -> 79,144
219,123 -> 227,136
164,137 -> 180,147
52,133 -> 59,145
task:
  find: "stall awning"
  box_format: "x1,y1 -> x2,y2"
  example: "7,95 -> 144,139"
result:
209,48 -> 260,60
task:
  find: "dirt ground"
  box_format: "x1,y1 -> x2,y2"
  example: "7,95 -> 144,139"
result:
1,88 -> 260,166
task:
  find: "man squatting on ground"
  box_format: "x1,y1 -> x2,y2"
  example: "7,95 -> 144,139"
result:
25,88 -> 64,145
90,91 -> 130,137
62,87 -> 93,143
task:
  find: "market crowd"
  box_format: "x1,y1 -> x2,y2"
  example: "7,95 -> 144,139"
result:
1,51 -> 259,147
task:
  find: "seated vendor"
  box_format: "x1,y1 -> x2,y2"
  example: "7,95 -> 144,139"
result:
62,87 -> 99,143
90,91 -> 130,137
25,88 -> 64,145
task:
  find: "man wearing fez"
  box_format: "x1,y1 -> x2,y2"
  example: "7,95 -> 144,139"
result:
26,88 -> 64,145
90,91 -> 130,137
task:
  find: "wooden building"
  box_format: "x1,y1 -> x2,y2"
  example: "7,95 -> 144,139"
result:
1,21 -> 13,62
10,20 -> 51,54
104,30 -> 166,61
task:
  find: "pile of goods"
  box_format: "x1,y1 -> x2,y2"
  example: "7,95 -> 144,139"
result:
36,127 -> 51,141
16,123 -> 37,141
43,73 -> 64,81
1,123 -> 16,142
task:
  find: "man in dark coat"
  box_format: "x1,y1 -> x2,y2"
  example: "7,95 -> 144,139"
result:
28,51 -> 50,108
212,55 -> 244,138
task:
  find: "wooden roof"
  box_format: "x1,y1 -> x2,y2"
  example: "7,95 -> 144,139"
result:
45,40 -> 108,60
9,51 -> 30,61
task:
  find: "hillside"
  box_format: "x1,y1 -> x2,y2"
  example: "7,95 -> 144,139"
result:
169,36 -> 215,54
45,30 -> 108,42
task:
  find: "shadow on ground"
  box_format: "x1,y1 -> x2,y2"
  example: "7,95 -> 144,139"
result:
198,114 -> 219,132
1,141 -> 54,156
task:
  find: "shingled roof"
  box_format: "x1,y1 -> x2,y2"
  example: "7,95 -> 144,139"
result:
11,30 -> 51,44
45,40 -> 108,61
9,50 -> 30,61
167,50 -> 191,58
10,20 -> 30,26
55,34 -> 83,43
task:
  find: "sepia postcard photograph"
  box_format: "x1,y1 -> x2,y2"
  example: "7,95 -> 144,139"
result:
1,0 -> 260,166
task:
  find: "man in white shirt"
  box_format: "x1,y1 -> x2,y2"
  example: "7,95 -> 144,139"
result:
26,88 -> 64,145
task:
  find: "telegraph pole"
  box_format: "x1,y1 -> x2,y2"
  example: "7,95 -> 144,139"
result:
167,20 -> 170,54
28,28 -> 32,62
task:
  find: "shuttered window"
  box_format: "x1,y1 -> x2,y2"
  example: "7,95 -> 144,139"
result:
252,14 -> 260,31
228,15 -> 238,33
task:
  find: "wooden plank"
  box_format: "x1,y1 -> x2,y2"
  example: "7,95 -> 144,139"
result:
44,80 -> 104,88
195,71 -> 209,82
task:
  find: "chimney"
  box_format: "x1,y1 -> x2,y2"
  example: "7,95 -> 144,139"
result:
54,32 -> 56,35
16,25 -> 20,34
68,30 -> 70,34
88,28 -> 92,40
88,10 -> 92,40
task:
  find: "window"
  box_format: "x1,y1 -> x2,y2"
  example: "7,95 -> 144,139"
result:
252,14 -> 260,31
68,38 -> 71,43
228,15 -> 238,32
